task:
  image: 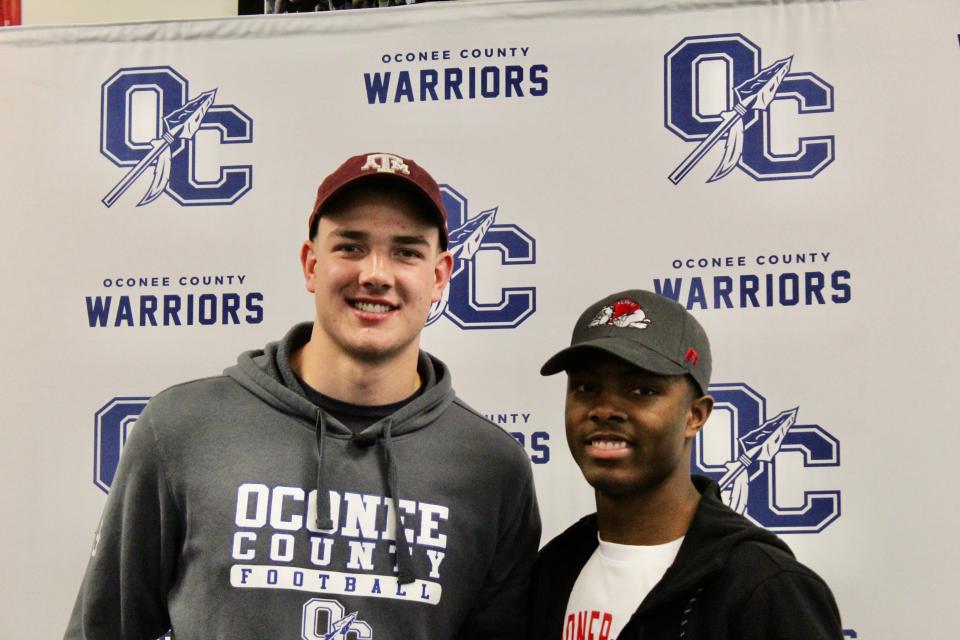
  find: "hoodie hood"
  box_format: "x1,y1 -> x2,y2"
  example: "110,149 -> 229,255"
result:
223,321 -> 456,584
636,475 -> 794,613
224,322 -> 456,440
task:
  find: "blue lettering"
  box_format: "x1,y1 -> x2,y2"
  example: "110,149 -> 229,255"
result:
653,278 -> 683,302
140,295 -> 159,326
86,296 -> 112,327
531,431 -> 551,465
714,276 -> 734,308
779,273 -> 799,306
114,296 -> 134,327
364,72 -> 391,104
246,292 -> 264,324
831,270 -> 851,303
421,69 -> 439,101
686,277 -> 707,310
740,275 -> 760,307
394,71 -> 414,103
805,272 -> 826,304
444,68 -> 463,100
222,293 -> 241,324
529,64 -> 549,96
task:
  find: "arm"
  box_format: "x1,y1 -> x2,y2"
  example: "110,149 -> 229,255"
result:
457,464 -> 542,640
734,569 -> 844,640
64,403 -> 182,640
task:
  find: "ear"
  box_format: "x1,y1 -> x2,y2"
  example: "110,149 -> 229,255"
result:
300,240 -> 318,293
431,250 -> 454,303
685,394 -> 714,439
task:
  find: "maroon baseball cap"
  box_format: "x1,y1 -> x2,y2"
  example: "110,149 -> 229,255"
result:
308,152 -> 449,249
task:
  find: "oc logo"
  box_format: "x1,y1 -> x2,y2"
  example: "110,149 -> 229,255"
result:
93,397 -> 149,494
302,598 -> 372,640
425,185 -> 536,329
665,34 -> 834,183
692,382 -> 841,533
100,66 -> 253,206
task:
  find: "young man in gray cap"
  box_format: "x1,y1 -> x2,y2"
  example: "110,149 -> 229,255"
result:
530,289 -> 842,640
66,152 -> 540,640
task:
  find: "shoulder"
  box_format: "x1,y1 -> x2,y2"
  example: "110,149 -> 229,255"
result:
722,542 -> 842,635
715,538 -> 839,626
149,374 -> 242,408
726,539 -> 824,581
136,374 -> 243,435
446,396 -> 531,459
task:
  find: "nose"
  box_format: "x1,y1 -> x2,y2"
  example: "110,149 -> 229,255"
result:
358,250 -> 393,291
587,390 -> 626,423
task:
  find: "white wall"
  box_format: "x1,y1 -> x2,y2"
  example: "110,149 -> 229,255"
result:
22,0 -> 238,25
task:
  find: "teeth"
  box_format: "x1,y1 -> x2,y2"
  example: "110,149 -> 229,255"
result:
353,301 -> 392,313
592,440 -> 628,451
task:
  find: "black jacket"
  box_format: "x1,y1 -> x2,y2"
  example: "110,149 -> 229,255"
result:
529,476 -> 842,639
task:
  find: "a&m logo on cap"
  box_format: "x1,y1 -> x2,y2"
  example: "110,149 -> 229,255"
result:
588,298 -> 651,330
361,152 -> 411,175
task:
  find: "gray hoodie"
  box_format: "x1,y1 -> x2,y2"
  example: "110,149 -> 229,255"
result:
65,323 -> 541,640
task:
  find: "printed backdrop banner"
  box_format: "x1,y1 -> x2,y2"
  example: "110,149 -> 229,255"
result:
1,0 -> 956,637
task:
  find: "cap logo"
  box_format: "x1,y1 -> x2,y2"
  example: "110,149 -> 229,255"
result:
684,348 -> 699,365
588,298 -> 651,330
361,153 -> 411,176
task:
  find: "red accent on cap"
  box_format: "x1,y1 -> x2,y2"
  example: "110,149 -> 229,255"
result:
610,298 -> 642,320
684,348 -> 699,366
308,152 -> 449,248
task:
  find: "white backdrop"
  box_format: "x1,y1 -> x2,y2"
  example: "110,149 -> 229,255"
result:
2,0 -> 957,637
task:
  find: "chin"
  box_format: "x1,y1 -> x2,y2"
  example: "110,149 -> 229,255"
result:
343,337 -> 416,363
581,470 -> 640,497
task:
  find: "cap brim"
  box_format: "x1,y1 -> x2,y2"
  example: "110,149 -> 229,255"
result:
312,173 -> 448,249
540,338 -> 688,377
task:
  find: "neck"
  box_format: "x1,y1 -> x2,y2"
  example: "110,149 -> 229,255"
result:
290,327 -> 422,406
595,474 -> 701,546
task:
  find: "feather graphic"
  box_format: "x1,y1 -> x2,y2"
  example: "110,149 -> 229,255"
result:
425,207 -> 498,325
137,145 -> 172,206
726,471 -> 751,515
707,117 -> 745,183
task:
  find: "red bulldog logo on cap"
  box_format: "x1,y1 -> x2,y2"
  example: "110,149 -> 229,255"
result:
588,298 -> 651,329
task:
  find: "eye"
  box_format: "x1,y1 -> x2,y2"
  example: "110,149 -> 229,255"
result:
334,243 -> 364,255
568,380 -> 597,394
395,247 -> 425,260
630,386 -> 657,397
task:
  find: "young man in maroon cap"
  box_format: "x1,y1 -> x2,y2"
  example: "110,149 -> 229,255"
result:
530,289 -> 842,640
66,152 -> 541,640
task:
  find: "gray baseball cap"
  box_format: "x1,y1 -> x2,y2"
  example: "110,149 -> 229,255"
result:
540,289 -> 712,395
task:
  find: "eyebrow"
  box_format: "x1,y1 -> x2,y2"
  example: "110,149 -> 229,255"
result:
329,229 -> 431,246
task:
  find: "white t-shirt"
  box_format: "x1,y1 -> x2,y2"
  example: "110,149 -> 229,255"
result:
562,535 -> 684,640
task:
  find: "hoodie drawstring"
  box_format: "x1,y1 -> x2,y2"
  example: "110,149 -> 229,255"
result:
314,411 -> 333,530
383,419 -> 416,585
313,413 -> 415,584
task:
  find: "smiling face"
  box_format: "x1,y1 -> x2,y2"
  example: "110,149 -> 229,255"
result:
301,186 -> 452,366
564,351 -> 713,499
